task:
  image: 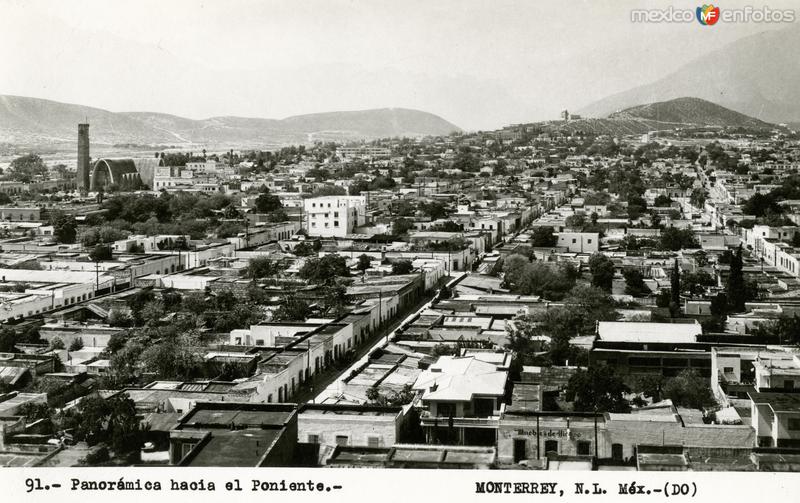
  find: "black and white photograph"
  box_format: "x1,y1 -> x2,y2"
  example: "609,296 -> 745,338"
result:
1,1 -> 800,498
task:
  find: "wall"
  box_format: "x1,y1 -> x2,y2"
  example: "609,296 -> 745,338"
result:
498,415 -> 602,463
298,410 -> 401,448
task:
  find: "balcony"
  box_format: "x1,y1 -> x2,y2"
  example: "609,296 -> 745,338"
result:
419,403 -> 505,429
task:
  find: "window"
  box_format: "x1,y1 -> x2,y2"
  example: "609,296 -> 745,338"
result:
577,441 -> 591,455
572,238 -> 577,244
307,434 -> 319,444
611,443 -> 623,461
587,239 -> 592,244
785,380 -> 795,391
367,436 -> 381,448
723,367 -> 734,373
181,442 -> 196,459
335,435 -> 348,446
544,440 -> 558,454
788,418 -> 800,431
513,438 -> 527,463
437,403 -> 456,417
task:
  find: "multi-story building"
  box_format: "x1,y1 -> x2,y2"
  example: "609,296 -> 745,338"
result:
413,351 -> 511,446
556,232 -> 600,254
304,196 -> 366,237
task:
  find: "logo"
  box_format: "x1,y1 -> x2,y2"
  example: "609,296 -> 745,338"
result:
696,4 -> 721,25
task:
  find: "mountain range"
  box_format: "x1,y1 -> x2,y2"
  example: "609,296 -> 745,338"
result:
0,95 -> 461,148
578,26 -> 800,124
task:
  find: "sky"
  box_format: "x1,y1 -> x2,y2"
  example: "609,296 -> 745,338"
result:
0,0 -> 797,130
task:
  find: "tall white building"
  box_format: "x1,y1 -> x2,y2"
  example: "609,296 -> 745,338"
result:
303,195 -> 367,237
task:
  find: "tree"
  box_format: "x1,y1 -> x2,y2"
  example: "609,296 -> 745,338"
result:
9,153 -> 48,182
689,188 -> 707,208
356,254 -> 372,273
432,343 -> 455,357
681,270 -> 716,296
514,262 -> 576,300
68,337 -> 84,352
694,250 -> 708,267
322,280 -> 351,318
293,241 -> 314,257
508,285 -> 617,366
49,336 -> 65,350
653,194 -> 673,207
181,291 -> 207,314
16,401 -> 51,421
633,375 -> 664,403
298,254 -> 349,284
72,394 -> 145,456
391,260 -> 414,275
272,295 -> 311,321
565,366 -> 631,413
392,217 -> 414,236
659,227 -> 698,251
670,259 -> 681,316
365,384 -> 416,406
161,289 -> 182,311
89,244 -> 113,262
750,314 -> 800,345
254,192 -> 283,213
742,192 -> 782,217
50,211 -> 77,244
588,253 -> 615,292
623,268 -> 649,297
0,327 -> 18,352
565,213 -> 586,229
727,245 -> 746,313
430,220 -> 463,232
245,257 -> 282,279
501,254 -> 530,290
702,292 -> 729,333
140,300 -> 166,325
418,201 -> 448,220
531,226 -> 557,247
134,327 -> 205,380
662,369 -> 716,409
627,194 -> 648,220
127,288 -> 156,325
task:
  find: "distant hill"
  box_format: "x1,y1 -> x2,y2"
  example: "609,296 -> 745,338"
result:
609,97 -> 773,129
539,97 -> 775,136
578,26 -> 800,123
0,95 -> 460,148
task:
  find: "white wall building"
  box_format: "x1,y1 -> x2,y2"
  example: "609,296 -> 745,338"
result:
304,196 -> 367,238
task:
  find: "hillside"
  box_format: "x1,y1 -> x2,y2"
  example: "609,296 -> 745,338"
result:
609,97 -> 773,129
577,26 -> 800,123
0,95 -> 460,148
540,97 -> 775,136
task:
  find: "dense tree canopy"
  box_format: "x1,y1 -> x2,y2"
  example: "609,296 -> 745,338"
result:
565,365 -> 631,413
298,254 -> 349,284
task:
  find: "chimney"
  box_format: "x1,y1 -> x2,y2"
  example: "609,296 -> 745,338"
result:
77,123 -> 91,192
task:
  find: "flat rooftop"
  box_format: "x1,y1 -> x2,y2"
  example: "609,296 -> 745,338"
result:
184,408 -> 294,427
597,321 -> 702,344
187,428 -> 282,467
749,392 -> 800,413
